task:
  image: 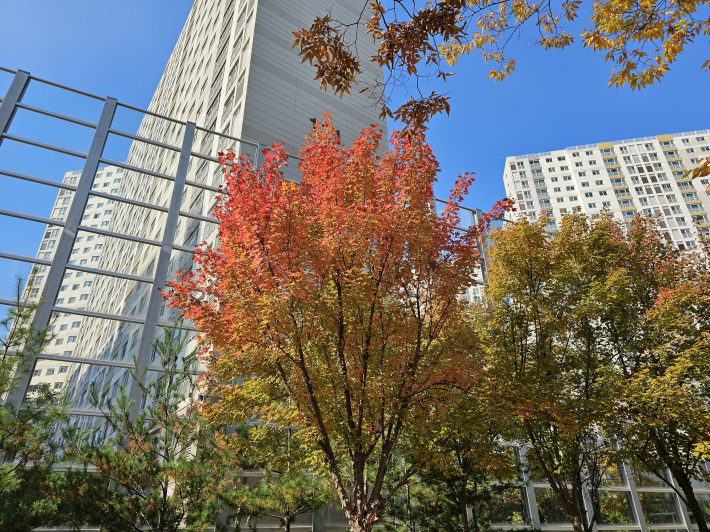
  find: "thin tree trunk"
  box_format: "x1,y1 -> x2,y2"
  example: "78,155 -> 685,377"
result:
672,470 -> 710,532
460,485 -> 471,532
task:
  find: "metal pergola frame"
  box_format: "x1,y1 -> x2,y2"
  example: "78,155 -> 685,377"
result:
0,67 -> 261,418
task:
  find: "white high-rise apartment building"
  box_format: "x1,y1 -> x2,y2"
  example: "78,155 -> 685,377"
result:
503,130 -> 710,249
23,165 -> 122,394
65,0 -> 385,425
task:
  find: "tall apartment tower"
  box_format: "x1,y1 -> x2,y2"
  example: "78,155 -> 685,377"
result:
65,0 -> 386,426
503,130 -> 710,249
23,166 -> 121,395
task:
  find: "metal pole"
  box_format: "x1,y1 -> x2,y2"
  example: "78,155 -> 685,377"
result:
623,463 -> 649,532
127,122 -> 196,421
0,70 -> 30,144
519,446 -> 542,529
6,97 -> 117,410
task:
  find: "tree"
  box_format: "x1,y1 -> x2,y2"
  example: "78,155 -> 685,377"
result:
69,325 -> 233,532
380,389 -> 522,532
230,470 -> 333,532
591,217 -> 710,532
166,115 -> 512,532
293,0 -> 710,132
0,273 -> 71,531
475,214 -> 625,532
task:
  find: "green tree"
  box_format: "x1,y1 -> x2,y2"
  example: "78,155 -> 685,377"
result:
591,217 -> 710,532
0,273 -> 71,531
476,215 -> 624,532
229,470 -> 333,532
70,324 -> 234,532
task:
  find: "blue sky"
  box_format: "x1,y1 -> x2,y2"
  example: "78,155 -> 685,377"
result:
1,0 -> 709,295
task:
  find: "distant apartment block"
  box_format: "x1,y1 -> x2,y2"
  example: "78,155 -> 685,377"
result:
503,130 -> 710,249
25,165 -> 122,394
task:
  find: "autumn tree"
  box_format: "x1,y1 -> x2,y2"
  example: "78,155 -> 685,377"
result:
590,217 -> 710,532
166,116 -> 511,532
293,0 -> 710,132
475,214 -> 626,532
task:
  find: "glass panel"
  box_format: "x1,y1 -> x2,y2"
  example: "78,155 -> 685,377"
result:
535,488 -> 572,525
525,454 -> 548,482
634,468 -> 671,488
688,493 -> 710,525
602,464 -> 628,487
479,486 -> 530,526
638,492 -> 682,525
598,490 -> 636,525
690,464 -> 710,491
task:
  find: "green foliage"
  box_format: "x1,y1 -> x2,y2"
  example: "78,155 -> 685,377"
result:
0,273 -> 71,531
225,469 -> 333,532
68,324 -> 234,532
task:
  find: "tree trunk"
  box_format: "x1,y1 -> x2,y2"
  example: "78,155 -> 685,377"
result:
460,482 -> 471,532
570,512 -> 585,532
671,470 -> 709,532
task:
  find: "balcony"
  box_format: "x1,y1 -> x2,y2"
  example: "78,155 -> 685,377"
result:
530,162 -> 541,168
604,158 -> 619,167
664,151 -> 681,159
615,190 -> 631,198
611,179 -> 628,188
683,192 -> 700,201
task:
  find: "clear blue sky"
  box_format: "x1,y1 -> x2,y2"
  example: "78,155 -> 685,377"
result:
1,0 -> 709,295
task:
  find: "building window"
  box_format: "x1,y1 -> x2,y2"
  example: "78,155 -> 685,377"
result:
59,366 -> 68,373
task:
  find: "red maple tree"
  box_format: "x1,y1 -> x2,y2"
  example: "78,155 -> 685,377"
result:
166,115 -> 512,532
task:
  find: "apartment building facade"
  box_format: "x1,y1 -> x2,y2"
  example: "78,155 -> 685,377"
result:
503,130 -> 710,248
24,166 -> 122,394
64,0 -> 386,438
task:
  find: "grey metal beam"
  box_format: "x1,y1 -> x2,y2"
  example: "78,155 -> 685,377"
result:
0,167 -> 78,191
89,190 -> 169,213
98,158 -> 176,182
15,102 -> 97,129
1,133 -> 88,159
76,225 -> 161,247
0,207 -> 66,227
127,122 -> 196,421
64,263 -> 153,283
49,306 -> 145,325
0,70 -> 30,146
5,98 -> 116,410
0,251 -> 52,267
623,463 -> 649,532
36,353 -> 204,374
107,128 -> 182,153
